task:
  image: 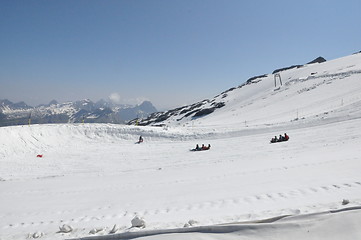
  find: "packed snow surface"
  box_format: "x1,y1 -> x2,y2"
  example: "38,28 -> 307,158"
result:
1,53 -> 361,239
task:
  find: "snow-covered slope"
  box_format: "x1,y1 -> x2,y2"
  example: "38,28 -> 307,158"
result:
134,53 -> 361,130
202,53 -> 361,128
1,53 -> 361,240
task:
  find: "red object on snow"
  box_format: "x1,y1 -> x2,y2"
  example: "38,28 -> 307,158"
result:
36,154 -> 43,158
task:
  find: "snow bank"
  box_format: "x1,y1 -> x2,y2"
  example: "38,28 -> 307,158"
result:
72,207 -> 361,240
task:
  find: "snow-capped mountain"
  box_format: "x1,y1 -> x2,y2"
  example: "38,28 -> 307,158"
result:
0,99 -> 157,126
0,99 -> 32,112
131,53 -> 361,128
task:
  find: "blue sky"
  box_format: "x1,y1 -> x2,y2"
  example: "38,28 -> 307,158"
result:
1,0 -> 360,110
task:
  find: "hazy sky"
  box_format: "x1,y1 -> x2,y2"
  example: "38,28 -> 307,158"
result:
1,0 -> 360,110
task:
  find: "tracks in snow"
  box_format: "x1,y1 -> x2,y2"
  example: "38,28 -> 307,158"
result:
2,179 -> 361,231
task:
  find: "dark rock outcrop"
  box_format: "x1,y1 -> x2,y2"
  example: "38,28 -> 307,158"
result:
273,56 -> 327,74
307,56 -> 326,64
272,65 -> 303,74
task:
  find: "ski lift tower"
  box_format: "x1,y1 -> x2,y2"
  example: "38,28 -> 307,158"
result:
274,73 -> 282,88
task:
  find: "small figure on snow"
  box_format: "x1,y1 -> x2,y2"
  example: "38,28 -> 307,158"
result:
191,144 -> 211,151
270,133 -> 289,143
202,144 -> 211,150
138,136 -> 143,143
279,134 -> 284,142
284,133 -> 289,141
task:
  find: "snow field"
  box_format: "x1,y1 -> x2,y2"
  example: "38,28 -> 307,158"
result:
1,118 -> 361,239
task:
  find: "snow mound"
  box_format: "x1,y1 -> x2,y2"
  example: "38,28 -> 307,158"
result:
131,216 -> 146,228
71,207 -> 361,240
58,224 -> 73,233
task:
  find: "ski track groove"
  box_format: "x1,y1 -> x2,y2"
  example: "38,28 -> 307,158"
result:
2,180 -> 360,230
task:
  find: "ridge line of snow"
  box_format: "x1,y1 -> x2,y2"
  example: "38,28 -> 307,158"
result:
70,207 -> 361,240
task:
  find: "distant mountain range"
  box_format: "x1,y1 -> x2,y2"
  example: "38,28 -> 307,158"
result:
0,99 -> 157,127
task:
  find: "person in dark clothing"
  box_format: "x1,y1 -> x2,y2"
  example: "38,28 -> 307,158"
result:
284,133 -> 289,141
271,136 -> 278,143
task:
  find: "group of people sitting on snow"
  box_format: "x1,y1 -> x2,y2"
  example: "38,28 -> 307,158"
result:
270,133 -> 289,143
193,144 -> 211,151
